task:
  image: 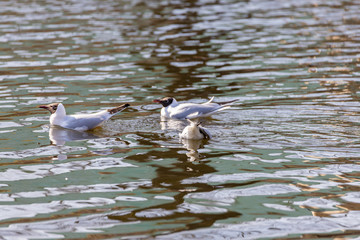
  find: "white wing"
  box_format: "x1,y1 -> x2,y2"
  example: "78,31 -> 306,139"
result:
62,111 -> 111,131
170,102 -> 227,119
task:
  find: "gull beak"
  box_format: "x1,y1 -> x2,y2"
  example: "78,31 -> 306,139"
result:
38,105 -> 50,110
153,99 -> 161,103
38,104 -> 56,114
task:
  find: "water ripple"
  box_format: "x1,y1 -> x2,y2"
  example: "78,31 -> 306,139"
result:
0,0 -> 360,238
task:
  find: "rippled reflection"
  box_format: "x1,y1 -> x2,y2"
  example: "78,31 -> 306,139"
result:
49,125 -> 100,146
181,138 -> 206,161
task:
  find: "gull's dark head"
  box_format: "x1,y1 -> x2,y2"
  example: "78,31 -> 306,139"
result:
153,97 -> 174,107
38,103 -> 60,114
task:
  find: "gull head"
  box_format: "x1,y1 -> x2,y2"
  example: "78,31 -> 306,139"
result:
38,103 -> 60,114
153,97 -> 174,107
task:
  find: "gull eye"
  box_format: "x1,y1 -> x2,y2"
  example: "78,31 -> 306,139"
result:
52,105 -> 57,110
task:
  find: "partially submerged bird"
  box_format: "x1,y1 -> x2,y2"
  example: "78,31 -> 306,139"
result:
38,102 -> 130,131
179,119 -> 211,140
153,96 -> 236,120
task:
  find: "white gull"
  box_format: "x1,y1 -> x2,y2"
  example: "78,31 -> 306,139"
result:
38,102 -> 130,131
153,96 -> 237,120
179,119 -> 211,140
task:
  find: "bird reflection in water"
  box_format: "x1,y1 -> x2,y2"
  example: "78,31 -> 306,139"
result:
159,116 -> 187,131
159,116 -> 211,161
181,138 -> 209,162
49,125 -> 100,146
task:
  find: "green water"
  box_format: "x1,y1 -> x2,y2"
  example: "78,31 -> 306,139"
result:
0,0 -> 360,239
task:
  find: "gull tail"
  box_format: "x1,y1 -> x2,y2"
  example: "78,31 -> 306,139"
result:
206,96 -> 215,104
206,96 -> 239,106
186,118 -> 200,126
107,103 -> 130,115
216,98 -> 239,106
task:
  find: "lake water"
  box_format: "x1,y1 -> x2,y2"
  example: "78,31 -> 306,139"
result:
0,0 -> 360,239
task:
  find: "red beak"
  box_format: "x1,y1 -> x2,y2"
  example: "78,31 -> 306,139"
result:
153,99 -> 161,103
38,105 -> 49,109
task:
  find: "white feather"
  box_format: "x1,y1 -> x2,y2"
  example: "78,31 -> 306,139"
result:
47,103 -> 127,131
179,119 -> 211,140
161,97 -> 232,120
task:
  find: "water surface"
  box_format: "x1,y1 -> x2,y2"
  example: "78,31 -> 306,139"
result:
0,0 -> 360,239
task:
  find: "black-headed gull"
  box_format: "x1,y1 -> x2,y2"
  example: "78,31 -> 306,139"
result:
38,102 -> 130,131
179,119 -> 211,140
153,96 -> 236,119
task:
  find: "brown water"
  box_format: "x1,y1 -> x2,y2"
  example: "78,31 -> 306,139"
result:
0,0 -> 360,239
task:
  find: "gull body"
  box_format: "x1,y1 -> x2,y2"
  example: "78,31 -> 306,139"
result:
153,96 -> 235,120
179,119 -> 211,140
38,103 -> 129,131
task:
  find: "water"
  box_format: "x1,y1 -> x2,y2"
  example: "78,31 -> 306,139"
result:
0,0 -> 360,239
